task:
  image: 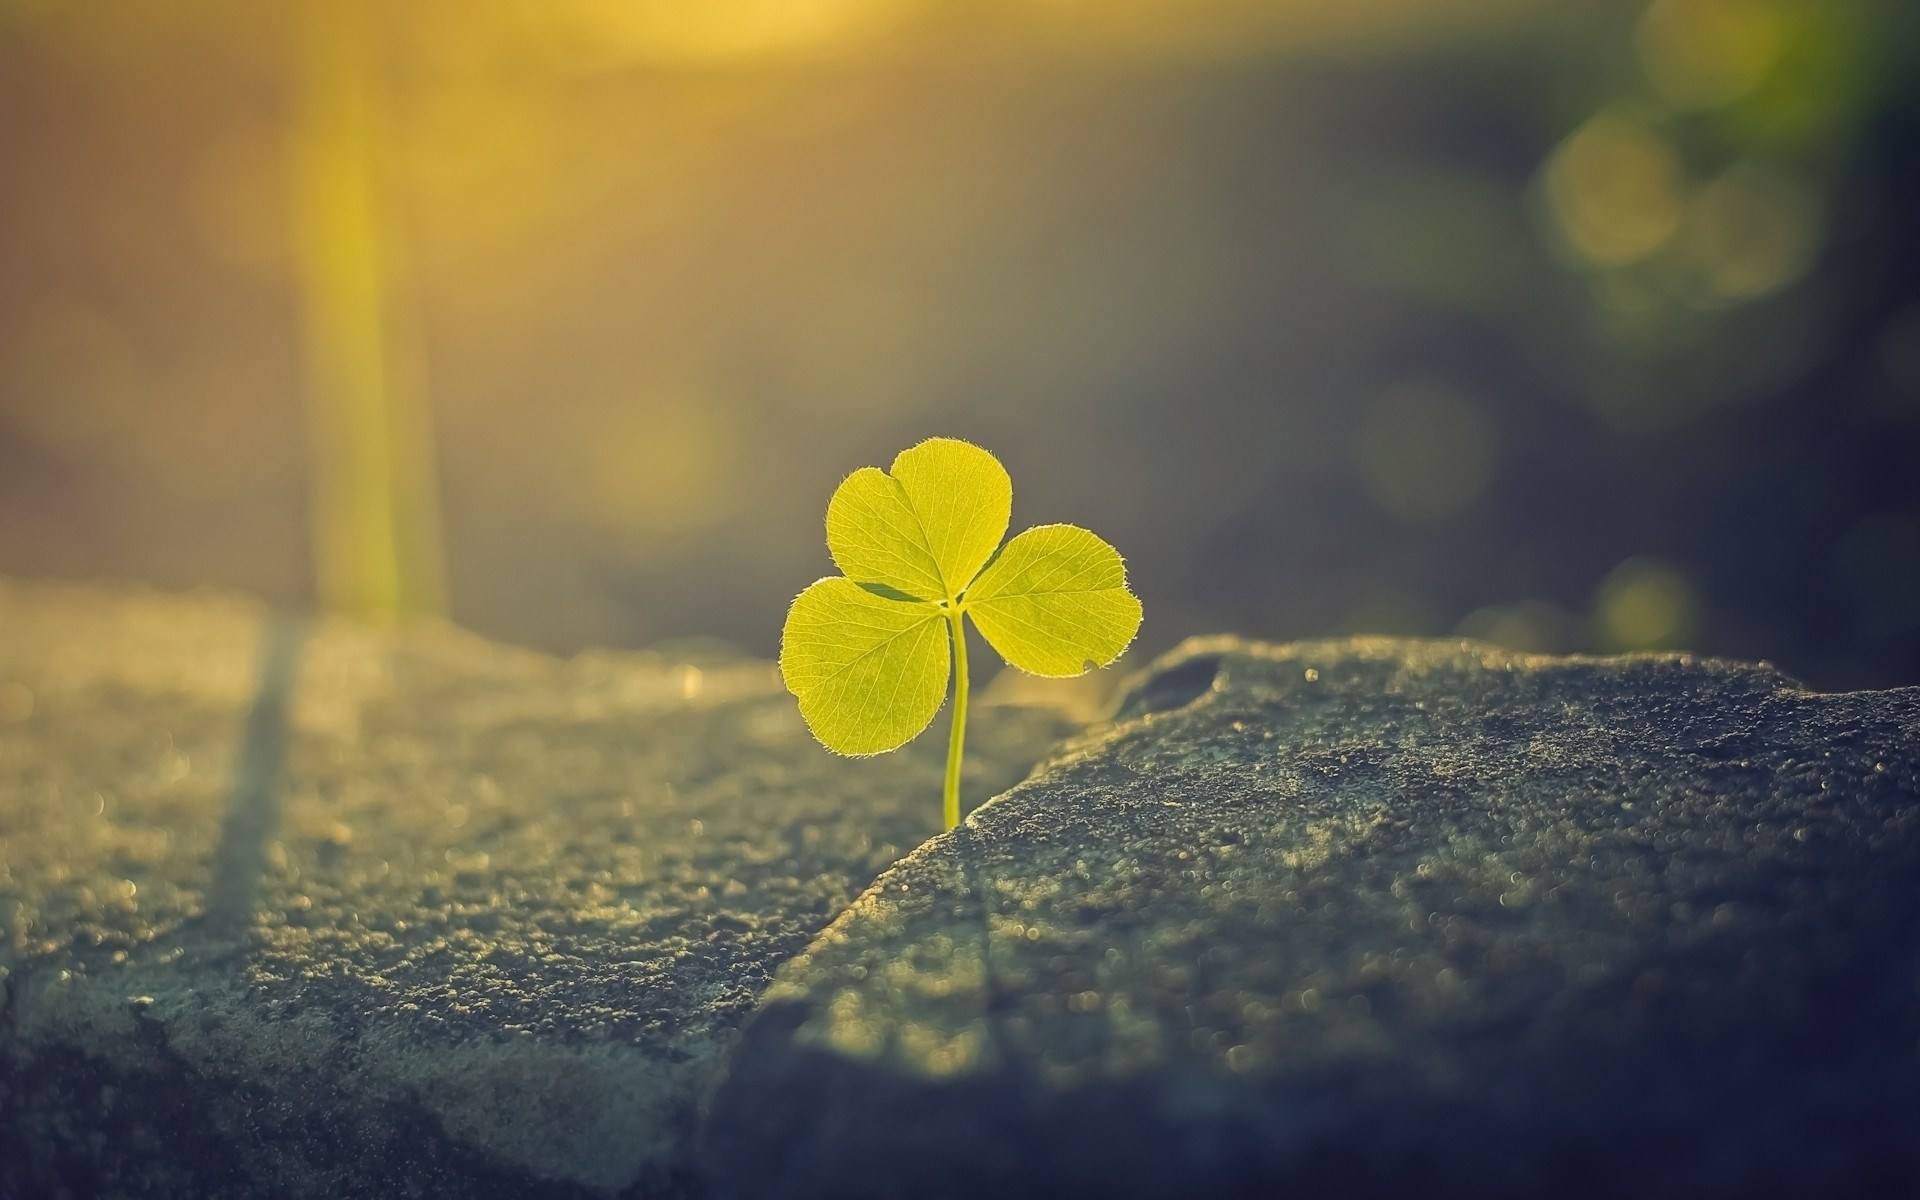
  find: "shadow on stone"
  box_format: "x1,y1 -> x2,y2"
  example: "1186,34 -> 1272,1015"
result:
1115,651 -> 1220,718
0,581 -> 1084,1199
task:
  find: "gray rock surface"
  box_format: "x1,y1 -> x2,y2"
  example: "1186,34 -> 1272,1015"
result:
703,636 -> 1920,1199
0,579 -> 1080,1198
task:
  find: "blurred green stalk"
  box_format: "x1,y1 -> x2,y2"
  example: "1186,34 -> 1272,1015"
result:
290,0 -> 445,623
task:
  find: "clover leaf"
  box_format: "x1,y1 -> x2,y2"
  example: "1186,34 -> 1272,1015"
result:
781,437 -> 1142,830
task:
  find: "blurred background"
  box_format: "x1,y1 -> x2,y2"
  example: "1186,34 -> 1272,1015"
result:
1,0 -> 1917,689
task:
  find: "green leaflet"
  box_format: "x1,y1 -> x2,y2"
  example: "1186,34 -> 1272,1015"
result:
782,438 -> 1142,826
826,438 -> 1011,602
965,524 -> 1143,677
780,577 -> 948,756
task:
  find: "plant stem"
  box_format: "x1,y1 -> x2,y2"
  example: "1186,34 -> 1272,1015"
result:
943,609 -> 969,832
292,0 -> 446,624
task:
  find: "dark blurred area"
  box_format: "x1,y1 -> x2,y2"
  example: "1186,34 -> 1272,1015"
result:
2,0 -> 1917,689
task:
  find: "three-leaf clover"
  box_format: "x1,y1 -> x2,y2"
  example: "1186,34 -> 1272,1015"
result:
781,437 -> 1142,830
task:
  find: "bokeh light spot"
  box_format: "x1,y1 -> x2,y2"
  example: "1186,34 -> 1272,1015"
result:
1636,0 -> 1791,110
1594,557 -> 1697,651
1455,599 -> 1576,654
1353,379 -> 1497,523
1684,161 -> 1819,302
1543,113 -> 1685,267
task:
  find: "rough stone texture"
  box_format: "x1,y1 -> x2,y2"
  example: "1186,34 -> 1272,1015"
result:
0,579 -> 1080,1198
703,636 -> 1920,1199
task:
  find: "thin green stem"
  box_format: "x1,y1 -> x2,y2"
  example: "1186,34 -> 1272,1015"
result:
943,609 -> 969,832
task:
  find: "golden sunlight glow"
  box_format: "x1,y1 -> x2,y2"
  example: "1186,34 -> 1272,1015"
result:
521,0 -> 1560,67
554,0 -> 900,66
0,0 -> 1897,679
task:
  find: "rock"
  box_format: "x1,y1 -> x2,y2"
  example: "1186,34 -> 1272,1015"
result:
702,636 -> 1920,1199
0,579 -> 1080,1198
